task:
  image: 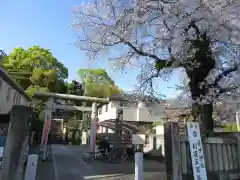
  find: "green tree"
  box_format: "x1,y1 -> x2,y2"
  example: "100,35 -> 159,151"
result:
0,50 -> 7,63
66,80 -> 84,106
3,46 -> 69,135
67,80 -> 84,96
3,46 -> 68,96
78,68 -> 122,98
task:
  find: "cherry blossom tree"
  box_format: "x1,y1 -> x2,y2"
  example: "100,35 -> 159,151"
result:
213,102 -> 231,124
71,0 -> 240,134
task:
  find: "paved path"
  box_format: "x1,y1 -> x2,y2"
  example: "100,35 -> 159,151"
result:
35,146 -> 55,180
36,145 -> 166,180
51,145 -> 96,180
83,154 -> 166,180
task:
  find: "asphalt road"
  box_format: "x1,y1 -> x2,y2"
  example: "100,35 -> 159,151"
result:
83,155 -> 166,180
51,145 -> 94,180
39,145 -> 166,180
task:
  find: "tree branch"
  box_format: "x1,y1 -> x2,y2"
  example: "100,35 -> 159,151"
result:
216,84 -> 240,98
111,31 -> 168,63
124,41 -> 164,62
214,66 -> 238,86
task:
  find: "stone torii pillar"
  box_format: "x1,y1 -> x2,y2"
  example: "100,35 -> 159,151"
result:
40,99 -> 54,160
90,102 -> 97,153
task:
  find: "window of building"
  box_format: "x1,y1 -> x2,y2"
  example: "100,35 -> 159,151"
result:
105,104 -> 108,112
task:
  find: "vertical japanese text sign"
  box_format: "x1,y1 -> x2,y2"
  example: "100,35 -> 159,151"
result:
187,122 -> 207,180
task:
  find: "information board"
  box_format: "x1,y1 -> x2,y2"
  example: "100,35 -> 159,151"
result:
187,122 -> 207,180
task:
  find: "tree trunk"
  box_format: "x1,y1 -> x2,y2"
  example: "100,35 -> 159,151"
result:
192,102 -> 214,135
188,71 -> 214,134
184,29 -> 215,135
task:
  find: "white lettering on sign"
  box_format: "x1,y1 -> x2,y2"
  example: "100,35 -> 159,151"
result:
187,122 -> 207,180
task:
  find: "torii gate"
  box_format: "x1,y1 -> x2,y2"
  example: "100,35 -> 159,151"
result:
34,92 -> 109,159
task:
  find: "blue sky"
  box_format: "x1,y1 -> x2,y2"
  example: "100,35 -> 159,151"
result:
0,0 -> 183,98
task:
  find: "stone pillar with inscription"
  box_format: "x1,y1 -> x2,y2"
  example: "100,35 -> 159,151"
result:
0,105 -> 31,180
164,121 -> 182,180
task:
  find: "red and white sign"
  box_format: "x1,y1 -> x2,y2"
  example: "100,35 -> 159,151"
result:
43,116 -> 51,145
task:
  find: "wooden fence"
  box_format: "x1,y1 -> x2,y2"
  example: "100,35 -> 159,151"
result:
164,121 -> 240,180
180,135 -> 240,179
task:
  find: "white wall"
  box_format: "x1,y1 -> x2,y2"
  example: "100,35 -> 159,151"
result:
156,125 -> 164,135
98,101 -> 166,123
98,104 -> 118,122
0,77 -> 28,114
122,107 -> 137,121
